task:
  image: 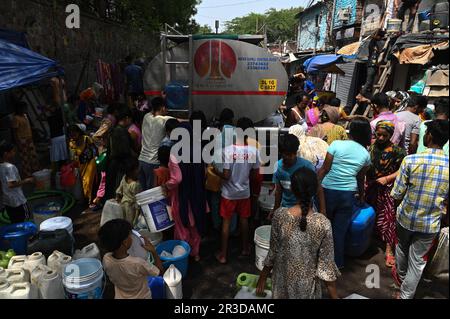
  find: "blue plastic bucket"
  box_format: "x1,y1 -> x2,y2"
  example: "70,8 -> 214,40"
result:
419,10 -> 431,22
0,222 -> 37,254
156,240 -> 191,278
62,258 -> 104,299
148,276 -> 165,299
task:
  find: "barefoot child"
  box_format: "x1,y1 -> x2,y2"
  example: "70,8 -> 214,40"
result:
214,117 -> 260,264
99,219 -> 164,299
0,142 -> 35,224
116,158 -> 141,225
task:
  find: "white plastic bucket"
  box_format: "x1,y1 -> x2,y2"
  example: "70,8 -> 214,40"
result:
33,169 -> 52,191
40,217 -> 73,237
254,226 -> 271,271
138,230 -> 163,247
62,258 -> 104,299
386,19 -> 402,32
136,187 -> 174,233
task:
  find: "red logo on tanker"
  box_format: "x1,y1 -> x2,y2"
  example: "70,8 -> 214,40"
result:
194,40 -> 237,80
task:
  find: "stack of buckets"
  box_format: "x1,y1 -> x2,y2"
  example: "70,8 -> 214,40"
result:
62,258 -> 104,299
254,226 -> 271,271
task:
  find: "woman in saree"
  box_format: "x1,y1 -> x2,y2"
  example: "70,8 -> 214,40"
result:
69,124 -> 98,203
309,106 -> 348,145
365,120 -> 406,268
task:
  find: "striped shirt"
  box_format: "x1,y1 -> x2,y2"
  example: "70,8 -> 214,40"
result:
391,149 -> 449,234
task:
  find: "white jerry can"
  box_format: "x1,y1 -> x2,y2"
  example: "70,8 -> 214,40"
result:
164,264 -> 183,299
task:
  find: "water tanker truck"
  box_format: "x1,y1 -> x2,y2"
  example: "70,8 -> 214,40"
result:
144,33 -> 289,124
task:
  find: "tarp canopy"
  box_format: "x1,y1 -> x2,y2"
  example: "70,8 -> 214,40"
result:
0,29 -> 29,48
0,39 -> 59,92
303,54 -> 344,74
337,36 -> 372,62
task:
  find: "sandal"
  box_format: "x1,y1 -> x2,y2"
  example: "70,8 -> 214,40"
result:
385,254 -> 395,268
215,252 -> 227,264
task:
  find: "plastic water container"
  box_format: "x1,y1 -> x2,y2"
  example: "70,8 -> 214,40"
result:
40,217 -> 73,237
136,187 -> 175,233
138,230 -> 163,247
165,81 -> 189,110
27,229 -> 74,258
7,255 -> 27,270
254,226 -> 271,271
48,251 -> 72,275
73,243 -> 101,261
386,19 -> 402,33
33,203 -> 61,228
344,293 -> 369,299
62,258 -> 104,299
36,268 -> 65,299
31,264 -> 52,297
148,276 -> 165,300
258,192 -> 274,225
100,199 -> 124,227
4,269 -> 29,284
33,169 -> 52,191
0,281 -> 37,299
236,273 -> 272,291
0,280 -> 12,299
23,252 -> 46,275
163,264 -> 183,299
345,203 -> 375,257
0,222 -> 38,255
156,240 -> 191,278
235,286 -> 272,299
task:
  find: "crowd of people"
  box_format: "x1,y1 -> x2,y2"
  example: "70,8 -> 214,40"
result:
1,73 -> 448,300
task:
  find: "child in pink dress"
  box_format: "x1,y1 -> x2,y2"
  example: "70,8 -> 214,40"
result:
154,146 -> 201,261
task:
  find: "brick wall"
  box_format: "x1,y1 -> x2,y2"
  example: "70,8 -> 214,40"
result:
0,0 -> 159,95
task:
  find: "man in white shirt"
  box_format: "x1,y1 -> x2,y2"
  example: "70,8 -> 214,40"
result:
396,95 -> 427,154
138,97 -> 172,190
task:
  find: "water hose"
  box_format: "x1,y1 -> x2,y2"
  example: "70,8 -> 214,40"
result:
0,190 -> 76,225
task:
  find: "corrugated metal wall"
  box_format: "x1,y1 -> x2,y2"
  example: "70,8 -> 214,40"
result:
335,61 -> 358,109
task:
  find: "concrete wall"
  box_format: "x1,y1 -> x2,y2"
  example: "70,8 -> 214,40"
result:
0,0 -> 159,95
297,4 -> 329,52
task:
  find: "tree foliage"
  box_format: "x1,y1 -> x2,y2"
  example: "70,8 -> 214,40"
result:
224,7 -> 303,42
71,0 -> 201,33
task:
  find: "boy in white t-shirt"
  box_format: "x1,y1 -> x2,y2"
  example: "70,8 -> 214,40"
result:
214,118 -> 260,264
0,143 -> 35,223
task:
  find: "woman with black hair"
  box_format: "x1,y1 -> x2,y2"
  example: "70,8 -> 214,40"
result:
256,167 -> 339,299
317,117 -> 372,269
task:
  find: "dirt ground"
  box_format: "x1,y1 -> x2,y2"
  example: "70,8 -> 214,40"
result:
69,206 -> 449,300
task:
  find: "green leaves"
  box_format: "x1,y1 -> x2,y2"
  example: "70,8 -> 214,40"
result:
224,7 -> 303,42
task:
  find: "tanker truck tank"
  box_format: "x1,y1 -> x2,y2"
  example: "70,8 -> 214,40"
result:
143,36 -> 289,124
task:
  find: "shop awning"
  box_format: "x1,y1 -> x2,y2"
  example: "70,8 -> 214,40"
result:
393,41 -> 449,64
303,54 -> 344,74
0,39 -> 59,92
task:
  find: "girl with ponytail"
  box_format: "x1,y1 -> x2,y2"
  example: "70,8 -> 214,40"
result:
256,167 -> 340,299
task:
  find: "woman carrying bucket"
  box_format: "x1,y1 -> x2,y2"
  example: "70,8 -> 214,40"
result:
256,168 -> 340,299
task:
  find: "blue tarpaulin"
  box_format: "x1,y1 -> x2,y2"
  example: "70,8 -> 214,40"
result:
303,54 -> 344,74
0,39 -> 59,92
0,29 -> 29,48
